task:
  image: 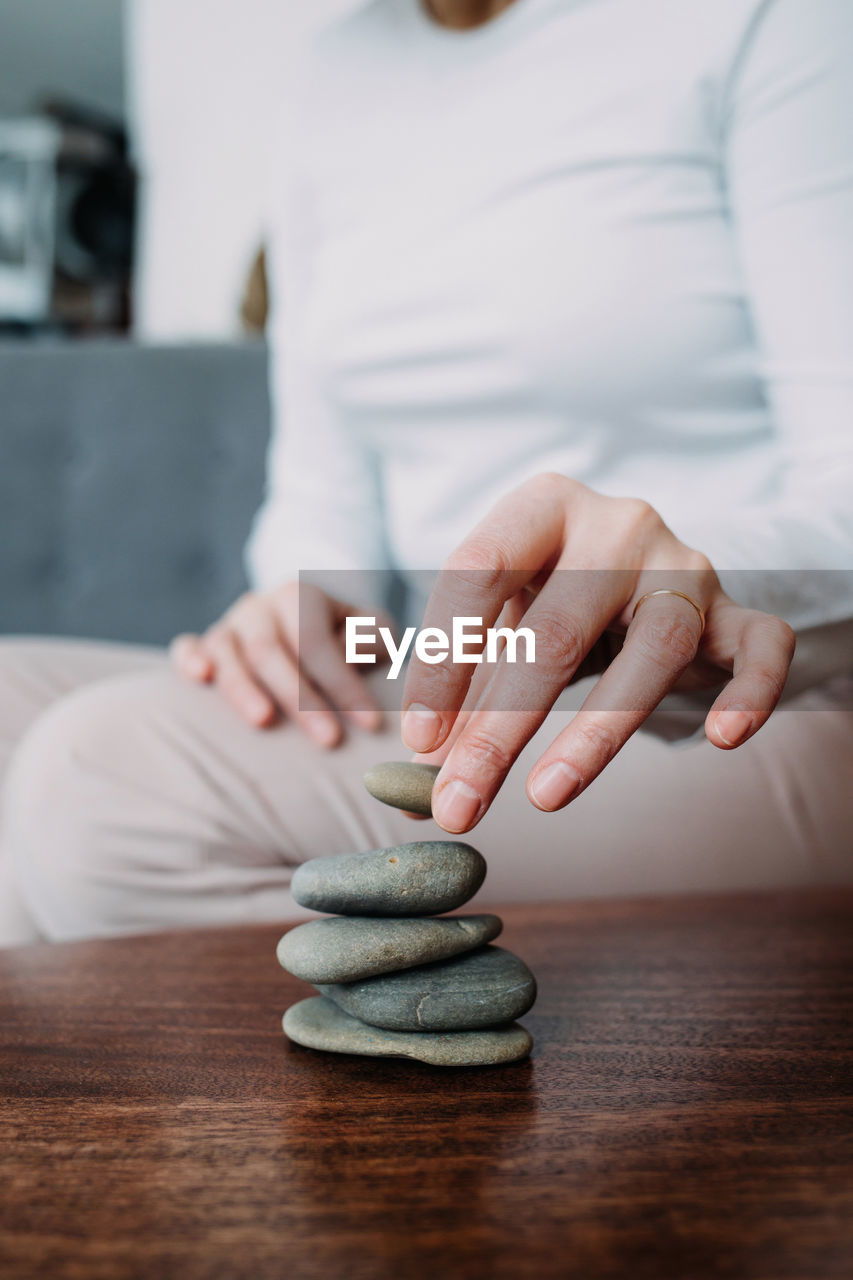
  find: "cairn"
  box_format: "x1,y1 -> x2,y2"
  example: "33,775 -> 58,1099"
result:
278,762 -> 536,1067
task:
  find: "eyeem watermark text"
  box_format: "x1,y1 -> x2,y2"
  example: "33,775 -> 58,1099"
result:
346,616 -> 536,680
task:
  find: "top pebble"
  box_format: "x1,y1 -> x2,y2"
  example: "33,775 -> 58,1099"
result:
363,761 -> 440,816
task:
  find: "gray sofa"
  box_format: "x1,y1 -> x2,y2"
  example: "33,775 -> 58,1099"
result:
1,340 -> 270,645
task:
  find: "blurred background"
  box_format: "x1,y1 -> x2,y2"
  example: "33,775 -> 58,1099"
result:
0,0 -> 355,644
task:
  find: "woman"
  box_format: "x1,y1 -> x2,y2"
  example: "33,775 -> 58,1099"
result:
1,0 -> 852,945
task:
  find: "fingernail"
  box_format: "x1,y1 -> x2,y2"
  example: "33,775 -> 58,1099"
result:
247,696 -> 272,724
529,761 -> 582,811
433,779 -> 481,832
714,708 -> 752,746
351,707 -> 383,732
308,714 -> 340,748
402,703 -> 442,752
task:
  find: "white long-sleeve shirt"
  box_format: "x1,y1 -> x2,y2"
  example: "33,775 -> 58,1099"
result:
247,0 -> 853,652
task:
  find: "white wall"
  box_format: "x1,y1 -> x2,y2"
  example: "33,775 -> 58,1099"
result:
0,0 -> 125,120
128,0 -> 363,342
0,0 -> 364,340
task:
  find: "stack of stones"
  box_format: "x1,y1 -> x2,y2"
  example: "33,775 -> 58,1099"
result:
278,762 -> 536,1067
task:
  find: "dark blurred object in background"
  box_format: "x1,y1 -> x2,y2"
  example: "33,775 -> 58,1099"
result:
240,246 -> 268,335
0,100 -> 135,335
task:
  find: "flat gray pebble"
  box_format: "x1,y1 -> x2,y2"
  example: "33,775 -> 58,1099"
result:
363,761 -> 440,816
291,842 -> 487,916
283,996 -> 533,1067
317,944 -> 536,1032
277,913 -> 503,983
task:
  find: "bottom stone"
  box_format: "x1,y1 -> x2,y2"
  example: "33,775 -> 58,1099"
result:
283,996 -> 533,1067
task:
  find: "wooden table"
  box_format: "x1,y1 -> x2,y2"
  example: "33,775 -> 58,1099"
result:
1,892 -> 852,1280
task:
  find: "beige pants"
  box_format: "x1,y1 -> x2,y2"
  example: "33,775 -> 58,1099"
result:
1,635 -> 852,946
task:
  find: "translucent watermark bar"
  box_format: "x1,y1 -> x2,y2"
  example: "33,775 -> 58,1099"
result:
296,568 -> 853,715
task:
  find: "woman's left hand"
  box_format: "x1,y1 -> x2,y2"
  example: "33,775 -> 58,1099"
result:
401,473 -> 795,833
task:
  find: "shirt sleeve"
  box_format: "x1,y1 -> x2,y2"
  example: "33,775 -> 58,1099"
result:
243,58 -> 391,609
244,309 -> 391,608
670,0 -> 853,648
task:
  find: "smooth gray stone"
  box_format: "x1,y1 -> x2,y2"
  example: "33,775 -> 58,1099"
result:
277,913 -> 503,983
283,996 -> 533,1067
363,761 -> 440,816
291,842 -> 487,916
317,944 -> 536,1032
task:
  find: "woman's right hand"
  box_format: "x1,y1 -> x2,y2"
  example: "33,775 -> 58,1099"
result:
170,581 -> 385,747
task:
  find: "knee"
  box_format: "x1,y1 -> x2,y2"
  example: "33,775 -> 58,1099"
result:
0,639 -> 54,773
0,637 -> 26,684
2,678 -> 151,941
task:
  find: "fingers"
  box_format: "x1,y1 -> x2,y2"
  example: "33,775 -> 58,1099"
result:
526,592 -> 705,812
426,570 -> 627,832
218,599 -> 343,747
409,599 -> 529,766
174,587 -> 388,746
278,589 -> 384,732
704,607 -> 796,748
524,597 -> 795,814
170,633 -> 215,682
204,627 -> 277,728
401,477 -> 572,754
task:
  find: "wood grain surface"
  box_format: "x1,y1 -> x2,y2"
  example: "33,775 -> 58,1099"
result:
1,891 -> 852,1280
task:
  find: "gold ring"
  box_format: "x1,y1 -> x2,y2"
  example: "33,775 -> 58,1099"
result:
631,589 -> 706,634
